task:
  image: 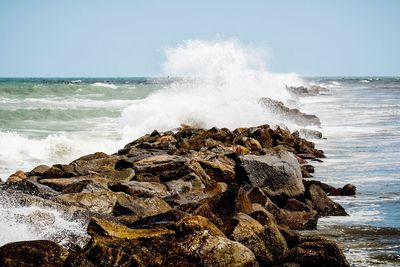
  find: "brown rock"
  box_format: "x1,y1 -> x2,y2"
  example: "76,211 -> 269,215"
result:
6,170 -> 27,184
54,191 -> 120,214
0,240 -> 68,267
307,184 -> 348,216
287,236 -> 350,267
222,212 -> 286,265
109,180 -> 169,198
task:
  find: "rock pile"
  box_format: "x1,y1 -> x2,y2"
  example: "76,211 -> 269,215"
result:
0,124 -> 352,266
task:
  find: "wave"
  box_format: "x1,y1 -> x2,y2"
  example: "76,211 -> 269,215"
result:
0,108 -> 120,122
0,191 -> 89,246
120,39 -> 305,140
0,131 -> 123,179
92,82 -> 117,89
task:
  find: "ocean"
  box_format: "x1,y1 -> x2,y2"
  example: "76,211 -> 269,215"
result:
0,40 -> 399,266
0,76 -> 399,266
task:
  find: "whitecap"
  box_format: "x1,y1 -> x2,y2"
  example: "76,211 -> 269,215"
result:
92,82 -> 117,89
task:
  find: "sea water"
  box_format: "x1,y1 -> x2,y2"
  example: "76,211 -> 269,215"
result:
0,40 -> 398,266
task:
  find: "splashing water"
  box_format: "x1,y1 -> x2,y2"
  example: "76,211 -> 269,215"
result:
120,40 -> 305,140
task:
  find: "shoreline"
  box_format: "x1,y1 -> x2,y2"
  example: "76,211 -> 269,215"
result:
0,124 -> 353,266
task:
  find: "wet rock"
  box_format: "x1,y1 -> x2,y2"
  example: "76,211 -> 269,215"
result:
331,183 -> 357,196
54,191 -> 121,214
62,180 -> 108,194
307,184 -> 348,216
70,152 -> 121,174
299,128 -> 323,139
0,240 -> 68,267
72,216 -> 258,267
204,182 -> 228,197
176,215 -> 225,237
39,175 -> 109,192
87,217 -> 174,240
5,178 -> 59,198
194,154 -> 235,183
286,236 -> 350,267
222,212 -> 287,265
260,97 -> 321,127
286,85 -> 328,96
113,194 -> 172,218
238,152 -> 305,198
6,170 -> 28,184
134,154 -> 191,182
27,164 -> 51,176
41,164 -> 78,178
109,180 -> 169,198
127,209 -> 190,229
165,178 -> 192,193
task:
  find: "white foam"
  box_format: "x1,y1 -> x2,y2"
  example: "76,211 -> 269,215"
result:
0,194 -> 89,246
92,82 -> 117,89
120,40 -> 305,140
0,131 -> 123,179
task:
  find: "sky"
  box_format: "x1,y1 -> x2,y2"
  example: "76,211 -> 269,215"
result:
0,0 -> 399,77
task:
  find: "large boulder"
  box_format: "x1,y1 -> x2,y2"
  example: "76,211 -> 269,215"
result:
238,152 -> 305,198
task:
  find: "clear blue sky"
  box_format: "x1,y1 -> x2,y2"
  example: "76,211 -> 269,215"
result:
0,0 -> 399,77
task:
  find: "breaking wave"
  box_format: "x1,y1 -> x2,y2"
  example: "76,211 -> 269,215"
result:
121,40 -> 305,140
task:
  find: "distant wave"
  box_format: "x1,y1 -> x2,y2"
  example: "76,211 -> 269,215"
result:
360,79 -> 370,83
92,82 -> 117,89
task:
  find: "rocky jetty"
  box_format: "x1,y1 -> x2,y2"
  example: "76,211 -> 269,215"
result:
0,124 -> 353,266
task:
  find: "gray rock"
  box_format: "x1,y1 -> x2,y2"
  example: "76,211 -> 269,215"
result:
238,152 -> 305,198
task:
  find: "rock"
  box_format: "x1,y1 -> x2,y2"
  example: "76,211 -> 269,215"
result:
286,236 -> 350,267
5,178 -> 59,198
248,208 -> 289,255
87,217 -> 174,240
39,175 -> 109,192
71,216 -> 258,267
27,164 -> 51,176
286,85 -> 328,96
41,164 -> 78,178
126,209 -> 190,229
134,154 -> 191,182
70,152 -> 121,174
194,154 -> 235,183
238,152 -> 305,198
222,212 -> 287,265
204,182 -> 228,197
0,240 -> 68,267
6,170 -> 27,184
307,184 -> 348,216
109,180 -> 169,198
330,183 -> 356,196
113,195 -> 172,218
165,179 -> 193,193
260,97 -> 321,127
263,197 -> 318,230
54,191 -> 120,214
62,180 -> 108,194
299,129 -> 323,139
176,215 -> 226,237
